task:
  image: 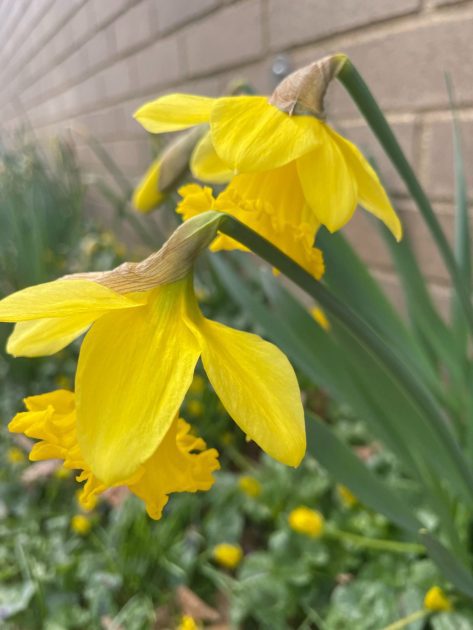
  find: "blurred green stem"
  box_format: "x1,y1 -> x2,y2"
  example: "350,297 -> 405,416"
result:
328,528 -> 425,554
337,59 -> 473,335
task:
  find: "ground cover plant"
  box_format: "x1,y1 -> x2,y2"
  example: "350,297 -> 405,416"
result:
1,54 -> 473,629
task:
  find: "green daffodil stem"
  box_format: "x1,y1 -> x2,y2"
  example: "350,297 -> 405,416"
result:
218,216 -> 473,505
327,528 -> 425,554
336,59 -> 473,335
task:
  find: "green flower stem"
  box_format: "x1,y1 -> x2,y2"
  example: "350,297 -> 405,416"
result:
337,59 -> 473,335
218,215 -> 473,506
327,527 -> 425,555
381,610 -> 429,630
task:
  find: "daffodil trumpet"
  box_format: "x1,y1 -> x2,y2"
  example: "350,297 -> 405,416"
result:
0,212 -> 305,515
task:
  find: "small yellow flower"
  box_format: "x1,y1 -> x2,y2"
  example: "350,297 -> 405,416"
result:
424,586 -> 452,612
238,475 -> 262,498
189,374 -> 205,395
336,484 -> 358,508
310,307 -> 330,331
7,446 -> 25,464
213,543 -> 243,569
288,506 -> 324,538
187,399 -> 204,417
71,514 -> 91,536
177,615 -> 199,630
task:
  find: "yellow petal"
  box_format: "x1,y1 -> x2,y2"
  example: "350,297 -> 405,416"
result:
129,417 -> 219,519
7,314 -> 96,357
297,129 -> 358,232
0,279 -> 141,322
210,96 -> 322,172
329,128 -> 402,240
197,319 -> 305,466
132,158 -> 166,213
190,131 -> 234,184
134,94 -> 214,133
76,281 -> 201,485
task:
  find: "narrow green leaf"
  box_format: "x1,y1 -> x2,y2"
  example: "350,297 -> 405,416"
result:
420,530 -> 473,599
337,59 -> 473,336
446,75 -> 471,355
218,216 -> 473,506
306,412 -> 420,533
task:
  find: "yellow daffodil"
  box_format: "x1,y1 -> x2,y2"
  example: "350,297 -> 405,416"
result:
424,586 -> 452,612
0,213 -> 305,498
10,389 -> 219,519
71,513 -> 92,535
212,543 -> 243,569
134,55 -> 401,241
288,506 -> 324,537
238,475 -> 262,498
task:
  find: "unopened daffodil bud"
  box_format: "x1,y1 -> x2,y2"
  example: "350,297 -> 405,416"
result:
133,126 -> 205,213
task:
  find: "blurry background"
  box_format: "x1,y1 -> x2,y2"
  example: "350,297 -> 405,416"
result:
0,0 -> 472,316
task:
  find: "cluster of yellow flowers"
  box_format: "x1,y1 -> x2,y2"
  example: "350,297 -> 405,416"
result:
0,54 -> 401,522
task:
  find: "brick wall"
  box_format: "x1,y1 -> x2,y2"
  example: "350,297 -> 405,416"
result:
1,0 -> 473,315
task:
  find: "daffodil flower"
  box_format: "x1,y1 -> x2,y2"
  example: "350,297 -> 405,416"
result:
9,389 -> 219,519
0,213 -> 305,494
134,56 -> 402,241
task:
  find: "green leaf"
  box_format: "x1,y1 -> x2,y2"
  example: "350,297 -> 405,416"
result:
337,59 -> 473,336
420,530 -> 473,599
306,412 -> 420,533
446,75 -> 471,353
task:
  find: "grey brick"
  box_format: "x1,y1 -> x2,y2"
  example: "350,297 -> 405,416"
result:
268,0 -> 420,50
182,0 -> 263,75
